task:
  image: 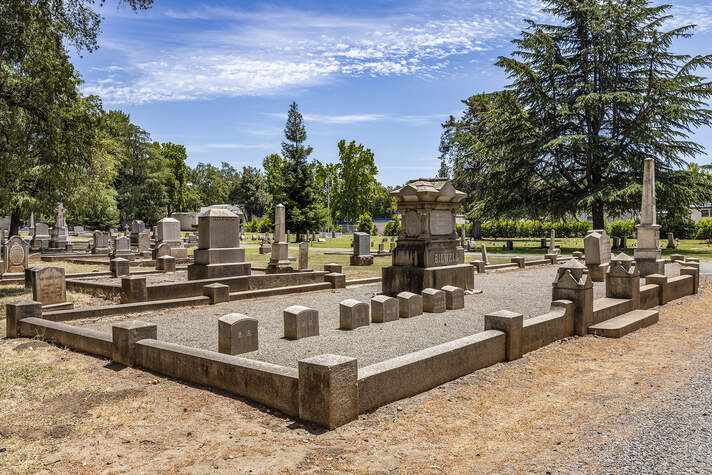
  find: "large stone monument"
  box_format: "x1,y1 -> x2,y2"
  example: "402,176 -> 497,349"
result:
187,208 -> 250,280
31,223 -> 50,250
49,202 -> 69,250
266,204 -> 292,274
382,178 -> 474,295
350,232 -> 373,266
634,158 -> 665,276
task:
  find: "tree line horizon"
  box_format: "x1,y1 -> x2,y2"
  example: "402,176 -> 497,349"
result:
2,0 -> 712,238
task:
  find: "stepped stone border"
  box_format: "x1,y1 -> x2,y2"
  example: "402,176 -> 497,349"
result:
3,257 -> 702,430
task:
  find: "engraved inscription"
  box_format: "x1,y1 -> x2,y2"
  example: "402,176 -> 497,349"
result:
433,251 -> 458,265
429,210 -> 453,235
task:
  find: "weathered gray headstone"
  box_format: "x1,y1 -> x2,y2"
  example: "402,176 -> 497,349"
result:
481,244 -> 489,265
339,299 -> 370,330
3,236 -> 29,273
283,305 -> 319,340
299,242 -> 309,271
156,217 -> 182,246
218,314 -> 258,355
31,223 -> 50,249
583,230 -> 611,266
31,266 -> 66,305
137,231 -> 150,252
350,232 -> 373,266
92,231 -> 110,255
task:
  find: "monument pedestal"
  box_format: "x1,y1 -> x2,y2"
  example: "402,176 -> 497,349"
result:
634,224 -> 665,277
350,255 -> 373,266
188,247 -> 250,280
266,243 -> 293,274
382,263 -> 474,296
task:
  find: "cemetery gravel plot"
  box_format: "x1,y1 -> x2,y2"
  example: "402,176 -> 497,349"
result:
0,281 -> 710,472
66,266 -> 610,368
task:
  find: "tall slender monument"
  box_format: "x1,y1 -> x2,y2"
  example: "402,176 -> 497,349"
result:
634,158 -> 665,276
266,204 -> 293,273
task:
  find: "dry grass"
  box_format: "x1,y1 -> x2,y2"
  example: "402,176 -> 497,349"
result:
0,284 -> 710,473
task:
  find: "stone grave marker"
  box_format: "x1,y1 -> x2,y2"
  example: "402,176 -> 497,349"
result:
299,241 -> 309,271
31,266 -> 66,305
3,236 -> 29,273
31,223 -> 50,249
350,232 -> 373,266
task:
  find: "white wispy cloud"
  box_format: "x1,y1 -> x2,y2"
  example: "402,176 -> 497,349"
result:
264,112 -> 446,125
84,1 -> 548,104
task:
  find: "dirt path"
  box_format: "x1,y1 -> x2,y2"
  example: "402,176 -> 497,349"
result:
1,284 -> 711,474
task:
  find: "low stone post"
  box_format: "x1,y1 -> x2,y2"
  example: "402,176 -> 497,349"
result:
397,291 -> 423,318
5,300 -> 42,338
371,295 -> 399,323
605,253 -> 640,309
110,257 -> 130,278
645,274 -> 669,305
120,275 -> 147,303
470,260 -> 486,274
670,254 -> 685,263
111,320 -> 157,366
284,305 -> 319,340
218,314 -> 258,355
324,263 -> 343,274
484,310 -> 523,361
325,272 -> 346,289
441,285 -> 464,310
339,299 -> 370,330
552,260 -> 593,336
680,266 -> 700,294
422,288 -> 446,313
510,256 -> 525,268
157,255 -> 176,273
203,283 -> 230,304
298,354 -> 358,429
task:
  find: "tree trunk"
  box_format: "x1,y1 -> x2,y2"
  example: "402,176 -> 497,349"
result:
591,200 -> 605,230
9,210 -> 21,237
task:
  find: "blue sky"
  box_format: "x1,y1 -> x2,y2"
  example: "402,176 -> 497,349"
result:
72,0 -> 712,186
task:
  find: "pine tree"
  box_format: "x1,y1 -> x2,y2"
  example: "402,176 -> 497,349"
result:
281,102 -> 325,237
442,0 -> 712,227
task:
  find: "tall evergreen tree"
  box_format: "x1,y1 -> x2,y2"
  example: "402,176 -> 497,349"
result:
107,110 -> 168,224
229,166 -> 272,220
155,142 -> 188,214
280,102 -> 325,236
442,0 -> 712,227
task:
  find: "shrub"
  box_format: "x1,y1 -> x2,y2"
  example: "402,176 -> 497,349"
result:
371,223 -> 379,235
660,215 -> 696,239
695,219 -> 712,240
383,217 -> 401,236
479,219 -> 591,238
609,219 -> 636,238
357,213 -> 373,233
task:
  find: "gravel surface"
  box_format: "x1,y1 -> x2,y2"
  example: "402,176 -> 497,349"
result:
588,354 -> 712,474
73,266 -> 607,368
71,263 -> 687,368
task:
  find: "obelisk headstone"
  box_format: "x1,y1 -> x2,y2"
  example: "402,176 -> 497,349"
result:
266,204 -> 292,273
634,158 -> 665,276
